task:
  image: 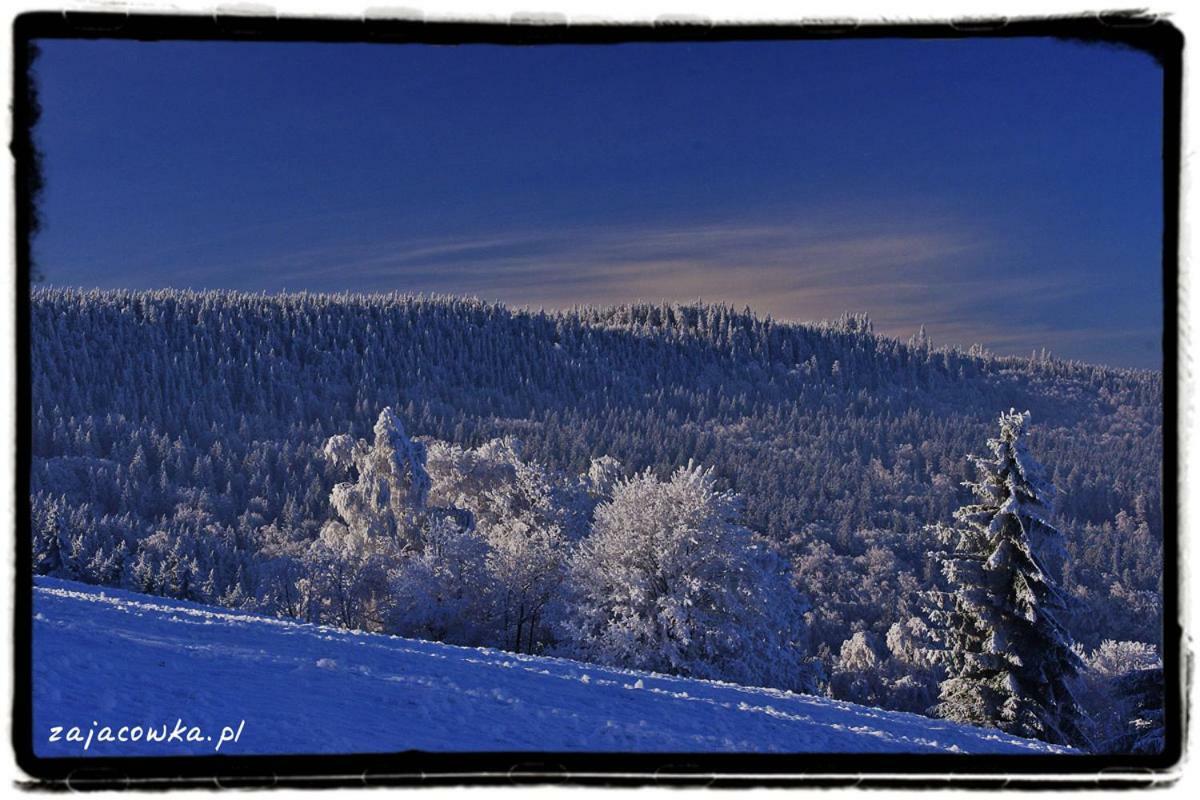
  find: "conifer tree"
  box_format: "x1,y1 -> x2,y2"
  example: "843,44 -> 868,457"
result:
932,410 -> 1089,748
32,494 -> 65,576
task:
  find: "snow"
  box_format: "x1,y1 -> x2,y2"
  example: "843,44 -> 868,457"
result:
32,577 -> 1071,757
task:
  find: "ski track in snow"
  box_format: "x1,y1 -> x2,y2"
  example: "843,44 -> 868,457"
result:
32,577 -> 1072,757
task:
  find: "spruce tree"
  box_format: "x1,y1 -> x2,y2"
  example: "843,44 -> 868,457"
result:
933,409 -> 1090,749
32,495 -> 65,576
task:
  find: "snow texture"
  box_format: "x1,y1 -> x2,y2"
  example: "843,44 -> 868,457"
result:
32,577 -> 1071,757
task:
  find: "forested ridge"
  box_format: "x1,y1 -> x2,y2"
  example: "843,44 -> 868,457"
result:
29,287 -> 1164,749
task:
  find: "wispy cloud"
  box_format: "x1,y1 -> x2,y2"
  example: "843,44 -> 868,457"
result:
67,210 -> 1158,368
249,216 -> 987,318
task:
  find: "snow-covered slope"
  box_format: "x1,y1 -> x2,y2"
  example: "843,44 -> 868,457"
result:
32,578 -> 1069,757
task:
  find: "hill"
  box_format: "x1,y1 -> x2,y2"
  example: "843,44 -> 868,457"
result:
32,577 -> 1068,756
29,287 -> 1163,660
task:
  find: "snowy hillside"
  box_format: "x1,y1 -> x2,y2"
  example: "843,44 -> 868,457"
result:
32,578 -> 1068,757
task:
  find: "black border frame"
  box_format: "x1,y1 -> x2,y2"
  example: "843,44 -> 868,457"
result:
10,10 -> 1184,788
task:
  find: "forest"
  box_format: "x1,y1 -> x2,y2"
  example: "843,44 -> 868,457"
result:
29,287 -> 1165,752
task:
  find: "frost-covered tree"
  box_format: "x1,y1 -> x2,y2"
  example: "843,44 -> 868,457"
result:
256,521 -> 311,619
1076,640 -> 1164,753
583,455 -> 624,502
831,631 -> 886,706
469,440 -> 568,653
882,617 -> 944,712
562,462 -> 813,691
385,511 -> 494,645
303,516 -> 398,630
886,616 -> 941,672
1086,639 -> 1159,676
424,436 -> 575,652
323,407 -> 431,553
829,619 -> 943,713
306,408 -> 431,629
908,324 -> 932,353
31,493 -> 66,576
932,410 -> 1089,748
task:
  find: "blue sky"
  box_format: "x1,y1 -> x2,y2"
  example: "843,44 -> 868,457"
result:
32,36 -> 1163,368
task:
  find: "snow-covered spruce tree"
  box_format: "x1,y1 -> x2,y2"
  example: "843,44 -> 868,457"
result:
31,493 -> 66,576
932,410 -> 1089,748
561,461 -> 813,691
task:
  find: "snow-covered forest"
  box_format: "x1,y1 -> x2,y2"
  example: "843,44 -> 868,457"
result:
29,287 -> 1164,753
